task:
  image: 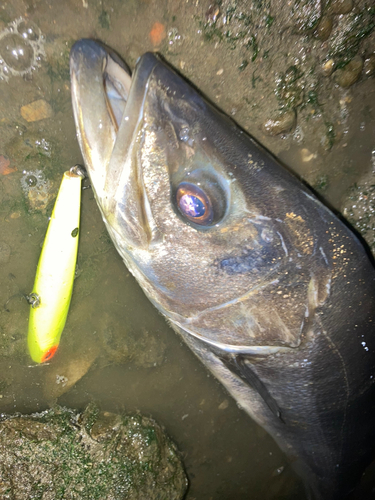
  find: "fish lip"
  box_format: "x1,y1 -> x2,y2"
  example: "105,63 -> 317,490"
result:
70,39 -> 159,157
70,39 -> 159,191
70,40 -> 161,247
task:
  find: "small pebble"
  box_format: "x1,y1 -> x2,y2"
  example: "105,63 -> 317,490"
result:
262,110 -> 297,136
327,0 -> 353,15
218,400 -> 229,410
0,155 -> 16,175
322,58 -> 335,76
20,99 -> 53,122
333,55 -> 363,88
315,16 -> 333,41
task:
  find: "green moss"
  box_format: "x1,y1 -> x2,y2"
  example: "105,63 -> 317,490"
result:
324,121 -> 335,150
275,65 -> 304,110
265,14 -> 274,27
314,174 -> 329,191
45,40 -> 74,83
239,59 -> 248,71
245,34 -> 259,61
98,10 -> 110,29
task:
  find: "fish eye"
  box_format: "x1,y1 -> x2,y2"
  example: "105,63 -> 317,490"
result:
176,182 -> 214,225
175,172 -> 228,227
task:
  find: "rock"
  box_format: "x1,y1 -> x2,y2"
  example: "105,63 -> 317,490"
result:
322,58 -> 335,76
326,0 -> 353,15
0,405 -> 188,500
262,110 -> 297,136
314,15 -> 333,41
20,99 -> 53,122
0,155 -> 16,175
333,55 -> 363,87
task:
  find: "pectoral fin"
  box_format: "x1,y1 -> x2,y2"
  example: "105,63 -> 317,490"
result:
222,354 -> 285,423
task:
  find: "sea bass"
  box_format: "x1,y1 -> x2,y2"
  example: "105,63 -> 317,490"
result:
70,39 -> 375,499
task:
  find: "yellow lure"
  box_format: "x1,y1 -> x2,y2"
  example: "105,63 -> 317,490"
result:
28,170 -> 82,363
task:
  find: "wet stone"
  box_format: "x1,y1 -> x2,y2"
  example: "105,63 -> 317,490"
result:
262,110 -> 297,136
364,54 -> 375,76
20,99 -> 54,122
322,58 -> 335,76
0,405 -> 188,500
333,55 -> 363,87
326,0 -> 353,15
314,15 -> 333,41
0,242 -> 11,264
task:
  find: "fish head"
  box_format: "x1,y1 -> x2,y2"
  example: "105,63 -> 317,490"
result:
70,40 -> 329,353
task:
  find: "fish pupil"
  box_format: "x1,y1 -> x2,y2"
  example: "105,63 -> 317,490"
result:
179,194 -> 205,218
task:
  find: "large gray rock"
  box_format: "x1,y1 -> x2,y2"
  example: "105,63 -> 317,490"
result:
0,405 -> 188,499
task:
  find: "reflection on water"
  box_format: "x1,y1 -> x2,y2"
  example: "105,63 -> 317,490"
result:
0,0 -> 374,498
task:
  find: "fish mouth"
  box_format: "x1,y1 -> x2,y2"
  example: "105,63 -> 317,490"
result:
70,39 -> 161,250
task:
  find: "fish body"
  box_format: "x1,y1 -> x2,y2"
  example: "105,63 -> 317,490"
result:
70,39 -> 375,499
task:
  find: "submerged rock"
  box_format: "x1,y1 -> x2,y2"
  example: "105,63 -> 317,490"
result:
326,0 -> 353,15
0,405 -> 188,500
333,55 -> 363,87
314,15 -> 333,41
262,110 -> 297,136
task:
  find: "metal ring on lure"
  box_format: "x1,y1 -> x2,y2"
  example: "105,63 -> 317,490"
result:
27,168 -> 83,363
26,292 -> 40,309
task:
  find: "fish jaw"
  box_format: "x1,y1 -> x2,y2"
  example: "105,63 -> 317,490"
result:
70,40 -> 160,253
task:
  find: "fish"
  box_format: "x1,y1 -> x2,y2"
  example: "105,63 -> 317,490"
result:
70,39 -> 375,499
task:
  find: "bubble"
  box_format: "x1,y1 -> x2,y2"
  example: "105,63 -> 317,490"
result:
0,34 -> 34,71
0,17 -> 45,81
167,27 -> 183,47
25,174 -> 38,187
20,169 -> 46,193
16,20 -> 40,42
179,127 -> 190,142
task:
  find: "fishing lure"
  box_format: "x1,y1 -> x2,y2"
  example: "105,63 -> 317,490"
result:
27,166 -> 84,363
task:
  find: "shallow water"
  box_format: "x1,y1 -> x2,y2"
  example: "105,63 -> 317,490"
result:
0,0 -> 374,498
